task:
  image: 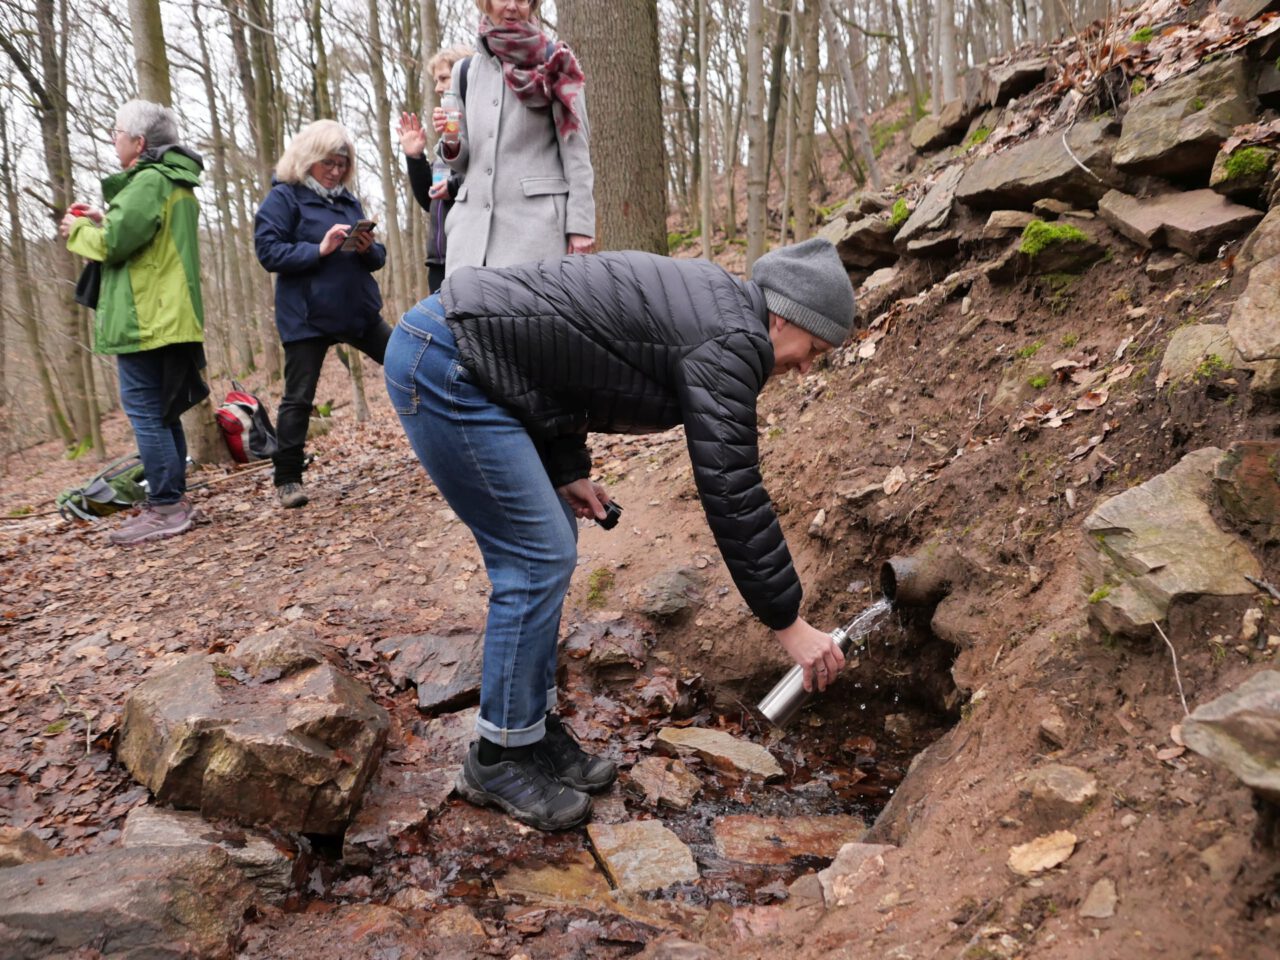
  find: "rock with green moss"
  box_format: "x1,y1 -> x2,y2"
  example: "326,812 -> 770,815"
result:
1114,57 -> 1254,178
1019,220 -> 1088,256
1210,145 -> 1277,202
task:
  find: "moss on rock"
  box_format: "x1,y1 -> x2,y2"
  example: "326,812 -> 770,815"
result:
1019,219 -> 1089,257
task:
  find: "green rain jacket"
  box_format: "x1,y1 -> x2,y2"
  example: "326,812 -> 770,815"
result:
66,148 -> 205,355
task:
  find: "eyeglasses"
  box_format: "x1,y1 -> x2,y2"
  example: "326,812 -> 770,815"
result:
319,157 -> 350,172
112,128 -> 138,140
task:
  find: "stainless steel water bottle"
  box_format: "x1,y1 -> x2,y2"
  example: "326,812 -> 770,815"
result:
756,597 -> 891,727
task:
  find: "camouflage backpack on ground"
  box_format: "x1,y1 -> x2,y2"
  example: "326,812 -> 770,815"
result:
56,454 -> 147,521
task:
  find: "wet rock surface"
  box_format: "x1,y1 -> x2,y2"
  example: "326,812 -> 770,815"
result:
121,805 -> 294,900
589,819 -> 701,892
712,813 -> 865,865
116,636 -> 389,835
656,726 -> 784,780
374,628 -> 483,711
0,844 -> 254,959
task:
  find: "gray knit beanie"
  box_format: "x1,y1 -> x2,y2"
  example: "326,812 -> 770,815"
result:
751,238 -> 855,346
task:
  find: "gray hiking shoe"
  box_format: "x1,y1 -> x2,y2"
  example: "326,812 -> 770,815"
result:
537,714 -> 617,793
455,741 -> 592,831
276,482 -> 308,508
108,499 -> 196,547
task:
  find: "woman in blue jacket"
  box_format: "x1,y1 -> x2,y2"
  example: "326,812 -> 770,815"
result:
254,120 -> 390,508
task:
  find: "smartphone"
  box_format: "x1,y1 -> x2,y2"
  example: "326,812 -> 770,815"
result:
340,218 -> 376,252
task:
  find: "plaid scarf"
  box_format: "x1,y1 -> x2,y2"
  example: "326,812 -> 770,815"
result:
477,16 -> 584,137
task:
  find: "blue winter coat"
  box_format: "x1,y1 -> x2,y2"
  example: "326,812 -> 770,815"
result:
254,180 -> 386,343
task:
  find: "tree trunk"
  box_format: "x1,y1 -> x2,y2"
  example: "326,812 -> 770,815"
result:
698,0 -> 713,257
821,0 -> 882,189
366,0 -> 408,316
128,0 -> 172,104
0,103 -> 72,444
939,0 -> 957,103
789,1 -> 820,242
745,0 -> 768,270
309,0 -> 334,119
558,0 -> 666,253
129,0 -> 227,464
764,0 -> 792,188
888,0 -> 922,117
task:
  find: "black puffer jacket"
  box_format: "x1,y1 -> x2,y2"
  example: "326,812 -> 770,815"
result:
440,251 -> 801,630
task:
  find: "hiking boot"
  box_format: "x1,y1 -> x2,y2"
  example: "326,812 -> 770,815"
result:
455,741 -> 592,831
108,499 -> 195,547
537,714 -> 617,793
276,482 -> 308,508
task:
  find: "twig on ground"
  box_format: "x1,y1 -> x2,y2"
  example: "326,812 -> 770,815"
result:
1152,621 -> 1190,717
1245,574 -> 1280,603
902,426 -> 915,463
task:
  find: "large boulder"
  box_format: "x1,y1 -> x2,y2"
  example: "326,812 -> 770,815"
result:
1229,256 -> 1280,361
1183,671 -> 1280,804
1113,57 -> 1255,179
0,845 -> 254,960
1080,448 -> 1261,637
956,119 -> 1120,210
1097,189 -> 1262,260
117,633 -> 389,835
1213,441 -> 1280,544
1158,324 -> 1242,384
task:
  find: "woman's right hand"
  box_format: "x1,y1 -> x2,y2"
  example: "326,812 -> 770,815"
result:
775,617 -> 846,693
319,223 -> 350,257
398,112 -> 427,158
430,107 -> 447,135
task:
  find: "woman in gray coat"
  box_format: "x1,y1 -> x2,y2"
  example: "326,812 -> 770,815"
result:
432,0 -> 595,271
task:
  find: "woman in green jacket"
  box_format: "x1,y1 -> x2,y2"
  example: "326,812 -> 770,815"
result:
60,99 -> 207,546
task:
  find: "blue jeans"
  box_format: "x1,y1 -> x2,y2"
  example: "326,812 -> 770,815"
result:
385,295 -> 576,747
117,350 -> 188,505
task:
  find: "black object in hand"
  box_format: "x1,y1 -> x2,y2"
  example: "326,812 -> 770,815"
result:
598,501 -> 622,530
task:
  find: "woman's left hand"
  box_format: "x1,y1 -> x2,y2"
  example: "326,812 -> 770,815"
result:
557,478 -> 610,522
428,179 -> 450,200
567,234 -> 595,255
352,227 -> 376,253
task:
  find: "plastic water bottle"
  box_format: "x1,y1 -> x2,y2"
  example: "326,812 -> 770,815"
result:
441,92 -> 462,146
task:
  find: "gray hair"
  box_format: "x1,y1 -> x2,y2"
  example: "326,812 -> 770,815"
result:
115,100 -> 180,147
274,120 -> 358,187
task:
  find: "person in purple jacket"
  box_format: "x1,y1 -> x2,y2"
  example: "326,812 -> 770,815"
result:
254,120 -> 391,508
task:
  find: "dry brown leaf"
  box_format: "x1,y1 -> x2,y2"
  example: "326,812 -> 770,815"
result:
1106,363 -> 1135,384
1076,388 -> 1109,412
1008,831 -> 1077,875
883,466 -> 908,496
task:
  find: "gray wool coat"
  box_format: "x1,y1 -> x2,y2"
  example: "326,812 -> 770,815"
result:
439,47 -> 596,273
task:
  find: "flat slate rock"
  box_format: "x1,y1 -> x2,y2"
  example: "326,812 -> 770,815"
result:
896,164 -> 966,246
1183,670 -> 1280,803
956,119 -> 1119,210
1080,447 -> 1261,637
1113,57 -> 1255,178
1098,189 -> 1261,260
655,726 -> 783,780
1229,255 -> 1280,361
0,827 -> 58,868
122,805 -> 294,901
712,814 -> 865,865
491,849 -> 611,904
817,214 -> 899,269
588,820 -> 699,893
374,629 -> 483,712
627,756 -> 703,810
0,845 -> 254,960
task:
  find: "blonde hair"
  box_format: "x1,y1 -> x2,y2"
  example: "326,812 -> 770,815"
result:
473,0 -> 542,18
427,45 -> 474,76
274,120 -> 357,187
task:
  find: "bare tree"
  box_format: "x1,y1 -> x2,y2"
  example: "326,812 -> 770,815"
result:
745,0 -> 767,270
